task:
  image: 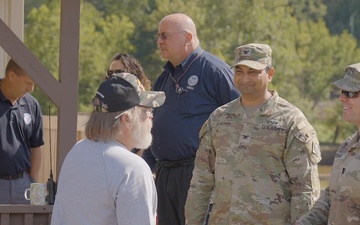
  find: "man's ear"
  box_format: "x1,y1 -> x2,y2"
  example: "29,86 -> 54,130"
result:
8,70 -> 17,80
185,32 -> 192,45
268,67 -> 275,81
120,113 -> 130,123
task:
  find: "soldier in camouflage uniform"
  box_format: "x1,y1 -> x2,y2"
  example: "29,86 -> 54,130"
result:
185,43 -> 322,225
295,63 -> 360,225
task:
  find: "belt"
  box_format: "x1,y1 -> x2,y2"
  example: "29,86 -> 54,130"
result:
0,171 -> 26,180
158,157 -> 195,168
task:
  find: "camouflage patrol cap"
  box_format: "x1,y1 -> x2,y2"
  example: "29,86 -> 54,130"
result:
93,72 -> 165,113
233,43 -> 272,70
332,63 -> 360,92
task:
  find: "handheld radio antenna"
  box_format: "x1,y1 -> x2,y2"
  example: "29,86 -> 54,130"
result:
49,106 -> 53,177
47,106 -> 56,205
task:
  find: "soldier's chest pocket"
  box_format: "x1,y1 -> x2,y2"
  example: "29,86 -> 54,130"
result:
213,136 -> 246,175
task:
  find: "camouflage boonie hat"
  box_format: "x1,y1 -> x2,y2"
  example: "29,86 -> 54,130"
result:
332,63 -> 360,92
233,43 -> 272,70
93,72 -> 165,113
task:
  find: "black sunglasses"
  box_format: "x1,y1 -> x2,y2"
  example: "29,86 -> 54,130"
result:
341,90 -> 360,99
106,69 -> 125,79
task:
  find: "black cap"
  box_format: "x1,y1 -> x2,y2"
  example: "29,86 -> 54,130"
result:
93,73 -> 165,113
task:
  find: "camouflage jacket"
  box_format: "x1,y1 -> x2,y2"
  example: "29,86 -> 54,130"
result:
297,132 -> 360,225
185,91 -> 321,225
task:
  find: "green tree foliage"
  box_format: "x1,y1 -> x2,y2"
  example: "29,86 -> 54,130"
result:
289,0 -> 327,21
78,2 -> 136,111
325,0 -> 360,43
25,2 -> 60,77
295,21 -> 358,108
90,0 -> 162,81
24,0 -> 60,114
25,0 -> 137,112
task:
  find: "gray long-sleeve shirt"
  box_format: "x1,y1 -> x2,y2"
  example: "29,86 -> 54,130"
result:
51,139 -> 157,225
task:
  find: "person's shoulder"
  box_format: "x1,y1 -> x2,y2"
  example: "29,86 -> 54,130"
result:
210,98 -> 239,119
17,94 -> 42,114
339,132 -> 358,148
202,51 -> 230,66
264,93 -> 306,122
274,94 -> 303,113
199,52 -> 233,79
22,93 -> 41,105
103,145 -> 153,177
272,94 -> 315,130
104,144 -> 148,165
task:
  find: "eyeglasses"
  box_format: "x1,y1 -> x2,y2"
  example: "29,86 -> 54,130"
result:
106,69 -> 125,79
139,106 -> 153,118
153,31 -> 186,41
341,90 -> 360,99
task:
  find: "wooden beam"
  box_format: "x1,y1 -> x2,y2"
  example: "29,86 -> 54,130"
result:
56,0 -> 81,177
0,19 -> 61,106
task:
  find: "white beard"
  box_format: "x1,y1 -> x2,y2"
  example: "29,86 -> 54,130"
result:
132,117 -> 153,149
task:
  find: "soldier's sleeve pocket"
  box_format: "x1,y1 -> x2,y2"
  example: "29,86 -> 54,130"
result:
294,129 -> 322,165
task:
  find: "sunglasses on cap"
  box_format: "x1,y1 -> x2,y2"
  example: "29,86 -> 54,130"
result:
341,90 -> 360,99
92,97 -> 108,113
105,69 -> 125,79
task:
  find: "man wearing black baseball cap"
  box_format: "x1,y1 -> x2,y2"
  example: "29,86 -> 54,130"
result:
51,73 -> 165,225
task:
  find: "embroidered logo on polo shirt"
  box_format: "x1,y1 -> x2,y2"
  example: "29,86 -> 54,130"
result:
186,75 -> 198,90
24,113 -> 32,125
188,75 -> 198,86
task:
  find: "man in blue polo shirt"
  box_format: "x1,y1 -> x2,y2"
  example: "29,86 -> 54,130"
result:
0,58 -> 44,204
143,13 -> 239,225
